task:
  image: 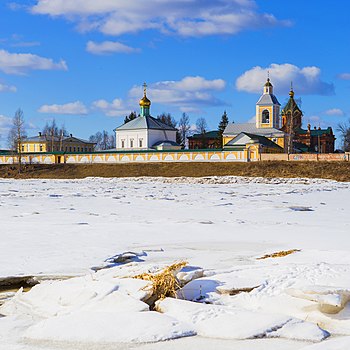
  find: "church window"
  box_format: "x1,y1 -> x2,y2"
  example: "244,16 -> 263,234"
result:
69,146 -> 72,152
130,139 -> 134,148
139,139 -> 143,147
40,145 -> 43,152
121,140 -> 125,148
74,147 -> 76,152
22,145 -> 24,152
262,110 -> 270,124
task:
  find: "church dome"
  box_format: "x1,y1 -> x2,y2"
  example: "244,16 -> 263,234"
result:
139,95 -> 151,107
264,78 -> 273,87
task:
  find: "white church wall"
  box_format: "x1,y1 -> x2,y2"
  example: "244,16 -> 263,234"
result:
116,129 -> 148,150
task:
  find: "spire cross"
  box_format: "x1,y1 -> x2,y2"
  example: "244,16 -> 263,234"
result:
267,70 -> 270,81
290,81 -> 293,91
143,82 -> 147,97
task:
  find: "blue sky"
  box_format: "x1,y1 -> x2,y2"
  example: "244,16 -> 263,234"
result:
0,0 -> 349,148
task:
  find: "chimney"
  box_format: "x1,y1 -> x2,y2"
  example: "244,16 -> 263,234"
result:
314,126 -> 317,130
318,126 -> 321,130
307,124 -> 311,132
38,132 -> 42,137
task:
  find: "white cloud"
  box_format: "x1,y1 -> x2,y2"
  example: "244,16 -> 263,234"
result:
31,0 -> 290,37
338,73 -> 350,80
324,108 -> 345,116
0,49 -> 67,75
93,76 -> 227,116
92,98 -> 130,117
86,41 -> 140,55
236,63 -> 334,95
38,101 -> 88,115
0,82 -> 17,92
129,76 -> 227,112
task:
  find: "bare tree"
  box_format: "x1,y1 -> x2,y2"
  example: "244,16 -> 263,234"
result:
42,119 -> 69,151
89,130 -> 114,150
8,108 -> 27,171
196,117 -> 207,134
178,113 -> 191,146
337,120 -> 350,151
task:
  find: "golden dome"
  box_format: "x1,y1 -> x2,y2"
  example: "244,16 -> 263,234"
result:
289,89 -> 295,98
139,95 -> 151,107
139,82 -> 151,107
264,78 -> 272,87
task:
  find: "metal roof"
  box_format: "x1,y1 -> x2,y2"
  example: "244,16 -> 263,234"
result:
152,140 -> 180,147
223,123 -> 285,137
115,116 -> 177,131
23,135 -> 94,144
188,130 -> 220,139
256,94 -> 281,106
225,132 -> 283,149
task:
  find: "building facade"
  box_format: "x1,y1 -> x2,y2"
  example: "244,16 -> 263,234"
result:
223,79 -> 336,153
188,131 -> 221,149
20,133 -> 96,153
281,88 -> 335,153
223,78 -> 286,149
115,84 -> 180,151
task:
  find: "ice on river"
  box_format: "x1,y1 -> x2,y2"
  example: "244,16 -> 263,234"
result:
0,176 -> 350,349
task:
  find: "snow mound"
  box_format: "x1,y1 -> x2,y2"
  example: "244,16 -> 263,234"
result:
302,336 -> 350,349
0,275 -> 150,318
156,298 -> 290,339
267,319 -> 330,341
24,311 -> 195,343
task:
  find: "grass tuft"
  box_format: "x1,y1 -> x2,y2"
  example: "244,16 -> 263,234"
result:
257,249 -> 301,260
134,261 -> 187,307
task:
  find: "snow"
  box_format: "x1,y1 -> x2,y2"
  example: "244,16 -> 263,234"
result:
0,176 -> 350,349
24,311 -> 195,343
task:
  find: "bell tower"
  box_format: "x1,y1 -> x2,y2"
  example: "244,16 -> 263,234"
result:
256,77 -> 281,129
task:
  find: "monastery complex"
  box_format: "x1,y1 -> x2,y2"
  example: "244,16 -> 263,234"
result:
0,79 -> 346,165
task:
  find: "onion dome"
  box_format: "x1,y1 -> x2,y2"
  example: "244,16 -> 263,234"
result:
264,78 -> 273,87
139,83 -> 151,107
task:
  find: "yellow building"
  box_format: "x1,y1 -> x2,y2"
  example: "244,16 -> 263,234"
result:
20,133 -> 96,153
223,78 -> 285,149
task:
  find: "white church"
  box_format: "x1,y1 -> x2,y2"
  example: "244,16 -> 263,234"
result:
114,84 -> 181,151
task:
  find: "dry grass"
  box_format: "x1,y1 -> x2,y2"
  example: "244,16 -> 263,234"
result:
1,161 -> 350,181
134,261 -> 187,307
257,249 -> 301,260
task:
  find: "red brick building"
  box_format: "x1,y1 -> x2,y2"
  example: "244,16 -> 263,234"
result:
281,88 -> 335,153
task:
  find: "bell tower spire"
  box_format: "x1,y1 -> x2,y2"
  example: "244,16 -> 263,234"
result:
256,76 -> 281,129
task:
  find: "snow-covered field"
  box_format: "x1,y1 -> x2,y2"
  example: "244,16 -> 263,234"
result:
1,176 -> 350,350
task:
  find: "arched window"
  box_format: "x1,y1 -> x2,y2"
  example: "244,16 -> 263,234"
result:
262,110 -> 270,124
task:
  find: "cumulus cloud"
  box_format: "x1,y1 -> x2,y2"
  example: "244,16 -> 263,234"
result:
86,41 -> 140,55
0,82 -> 17,92
338,73 -> 350,80
324,108 -> 345,116
129,76 -> 227,112
0,49 -> 67,75
236,63 -> 334,95
38,101 -> 88,115
92,98 -> 130,117
93,76 -> 227,116
31,0 -> 290,37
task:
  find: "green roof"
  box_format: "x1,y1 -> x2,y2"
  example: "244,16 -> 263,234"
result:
297,127 -> 333,136
188,130 -> 220,139
282,96 -> 302,115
